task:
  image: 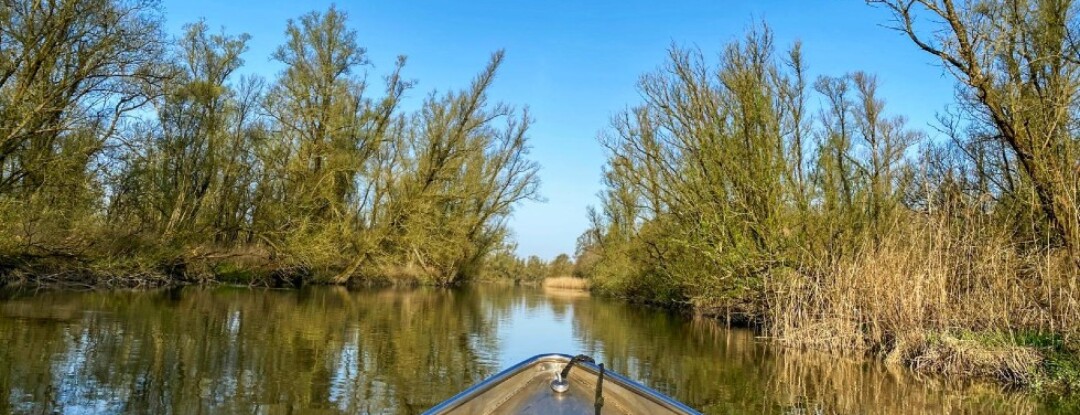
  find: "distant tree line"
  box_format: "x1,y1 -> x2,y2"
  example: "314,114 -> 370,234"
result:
481,248 -> 573,284
577,0 -> 1080,354
0,0 -> 540,286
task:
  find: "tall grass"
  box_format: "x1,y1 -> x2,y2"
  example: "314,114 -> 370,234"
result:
764,211 -> 1079,384
542,276 -> 590,290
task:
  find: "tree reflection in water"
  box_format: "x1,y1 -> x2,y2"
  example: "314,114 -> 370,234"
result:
0,286 -> 1060,414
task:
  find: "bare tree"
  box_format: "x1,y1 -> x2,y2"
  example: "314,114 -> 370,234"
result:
870,0 -> 1080,261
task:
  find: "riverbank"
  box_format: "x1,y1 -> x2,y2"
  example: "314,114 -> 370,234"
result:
766,223 -> 1080,394
567,0 -> 1080,398
5,246 -> 1080,397
603,290 -> 1080,396
0,250 -> 439,290
590,234 -> 1080,396
0,248 -> 575,290
573,204 -> 1080,392
4,257 -> 1079,397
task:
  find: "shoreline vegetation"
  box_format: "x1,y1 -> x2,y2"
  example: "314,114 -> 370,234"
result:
572,0 -> 1080,394
0,3 -> 541,289
541,276 -> 590,291
1,0 -> 1079,399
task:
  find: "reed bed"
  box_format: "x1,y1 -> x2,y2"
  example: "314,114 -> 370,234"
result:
765,213 -> 1080,386
542,276 -> 590,290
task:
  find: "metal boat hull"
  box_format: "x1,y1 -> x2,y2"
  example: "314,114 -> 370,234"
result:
423,353 -> 700,415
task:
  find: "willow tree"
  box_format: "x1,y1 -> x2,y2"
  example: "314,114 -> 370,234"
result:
581,24 -> 924,310
0,0 -> 164,252
372,51 -> 541,284
812,74 -> 859,251
584,26 -> 807,304
267,6 -> 378,224
258,7 -> 409,269
871,0 -> 1080,262
813,72 -> 919,249
115,22 -> 252,243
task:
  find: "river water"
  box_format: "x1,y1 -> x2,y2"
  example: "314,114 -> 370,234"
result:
0,285 -> 1072,414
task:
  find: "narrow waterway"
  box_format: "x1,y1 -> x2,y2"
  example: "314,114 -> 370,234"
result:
0,285 -> 1071,414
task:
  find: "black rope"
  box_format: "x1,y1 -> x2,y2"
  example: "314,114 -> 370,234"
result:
595,362 -> 605,415
560,354 -> 595,381
553,353 -> 605,413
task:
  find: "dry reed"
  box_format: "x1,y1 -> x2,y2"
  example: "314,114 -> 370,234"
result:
542,276 -> 590,290
765,212 -> 1080,385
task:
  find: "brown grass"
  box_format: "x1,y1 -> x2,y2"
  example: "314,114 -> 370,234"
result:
765,213 -> 1080,384
542,276 -> 590,290
897,334 -> 1043,385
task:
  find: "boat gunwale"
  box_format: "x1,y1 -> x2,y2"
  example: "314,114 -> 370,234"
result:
421,353 -> 702,415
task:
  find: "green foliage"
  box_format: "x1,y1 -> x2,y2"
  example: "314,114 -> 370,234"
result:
579,24 -> 917,310
0,0 -> 164,259
1042,351 -> 1080,394
476,245 -> 578,285
575,3 -> 1080,391
0,2 -> 540,286
548,253 -> 572,277
579,7 -> 1077,326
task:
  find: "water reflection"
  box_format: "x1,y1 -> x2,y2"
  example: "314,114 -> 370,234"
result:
0,286 -> 1062,414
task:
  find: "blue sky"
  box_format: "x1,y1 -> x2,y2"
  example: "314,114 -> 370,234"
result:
160,0 -> 957,260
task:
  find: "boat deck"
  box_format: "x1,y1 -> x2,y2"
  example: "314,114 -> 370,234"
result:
424,354 -> 700,415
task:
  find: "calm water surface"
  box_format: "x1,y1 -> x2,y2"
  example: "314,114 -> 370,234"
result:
0,285 -> 1072,414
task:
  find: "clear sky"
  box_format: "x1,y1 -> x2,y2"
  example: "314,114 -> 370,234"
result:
159,0 -> 957,260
